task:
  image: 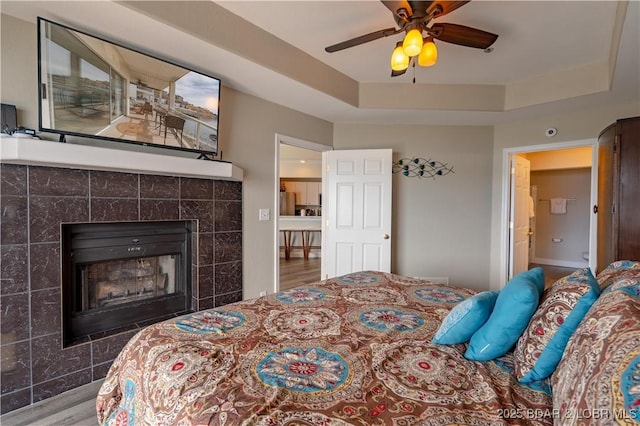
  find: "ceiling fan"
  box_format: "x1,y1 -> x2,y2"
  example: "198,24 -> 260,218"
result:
325,0 -> 498,77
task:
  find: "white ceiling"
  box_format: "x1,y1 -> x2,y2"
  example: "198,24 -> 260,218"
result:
2,1 -> 638,126
213,0 -> 639,125
218,1 -> 612,85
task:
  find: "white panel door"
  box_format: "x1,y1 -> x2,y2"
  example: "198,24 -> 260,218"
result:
509,154 -> 531,278
322,149 -> 392,279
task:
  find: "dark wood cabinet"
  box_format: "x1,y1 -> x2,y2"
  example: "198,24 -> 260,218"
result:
597,116 -> 640,272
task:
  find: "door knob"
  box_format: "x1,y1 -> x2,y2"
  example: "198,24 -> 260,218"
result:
383,233 -> 390,240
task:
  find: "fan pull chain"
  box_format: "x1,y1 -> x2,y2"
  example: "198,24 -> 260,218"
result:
412,58 -> 416,84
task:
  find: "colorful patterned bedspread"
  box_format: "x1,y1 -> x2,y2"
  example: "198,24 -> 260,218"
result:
96,271 -> 552,425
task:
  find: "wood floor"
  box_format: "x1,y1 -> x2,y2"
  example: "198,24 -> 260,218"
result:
279,257 -> 321,290
529,263 -> 578,288
0,381 -> 102,426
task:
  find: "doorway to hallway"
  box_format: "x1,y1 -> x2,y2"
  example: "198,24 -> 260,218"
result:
502,140 -> 597,285
275,134 -> 331,292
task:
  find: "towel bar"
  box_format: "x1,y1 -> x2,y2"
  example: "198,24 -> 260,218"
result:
538,198 -> 576,202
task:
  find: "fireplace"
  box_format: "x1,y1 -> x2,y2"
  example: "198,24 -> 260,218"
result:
0,159 -> 242,414
61,221 -> 193,346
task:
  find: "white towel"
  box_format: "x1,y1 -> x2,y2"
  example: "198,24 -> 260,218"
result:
528,195 -> 535,218
550,198 -> 567,215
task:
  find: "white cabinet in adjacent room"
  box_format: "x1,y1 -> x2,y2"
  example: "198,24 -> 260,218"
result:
306,182 -> 321,206
283,181 -> 321,206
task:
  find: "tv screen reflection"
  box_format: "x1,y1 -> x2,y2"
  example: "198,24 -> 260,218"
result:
38,18 -> 221,156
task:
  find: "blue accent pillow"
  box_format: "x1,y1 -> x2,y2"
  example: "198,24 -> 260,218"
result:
465,267 -> 545,361
432,291 -> 500,344
514,268 -> 601,382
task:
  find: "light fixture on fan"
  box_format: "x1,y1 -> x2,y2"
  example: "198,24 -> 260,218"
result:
418,37 -> 437,67
390,28 -> 438,72
391,41 -> 410,71
325,1 -> 498,78
402,28 -> 423,56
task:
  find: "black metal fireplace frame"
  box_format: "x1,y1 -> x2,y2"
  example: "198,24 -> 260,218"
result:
61,221 -> 193,346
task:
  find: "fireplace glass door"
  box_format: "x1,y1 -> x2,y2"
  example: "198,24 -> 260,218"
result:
81,255 -> 178,310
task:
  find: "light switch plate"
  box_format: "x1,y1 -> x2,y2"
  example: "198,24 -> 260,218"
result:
259,208 -> 270,221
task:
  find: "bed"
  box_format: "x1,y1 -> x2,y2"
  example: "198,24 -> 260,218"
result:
96,263 -> 640,425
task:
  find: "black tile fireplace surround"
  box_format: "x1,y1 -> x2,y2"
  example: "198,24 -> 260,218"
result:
0,164 -> 243,414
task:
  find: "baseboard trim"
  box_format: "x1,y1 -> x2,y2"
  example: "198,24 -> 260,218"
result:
534,257 -> 588,269
413,276 -> 450,285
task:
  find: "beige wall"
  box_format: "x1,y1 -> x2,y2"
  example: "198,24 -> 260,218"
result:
531,168 -> 592,266
220,89 -> 332,298
4,12 -> 639,296
337,103 -> 639,291
333,124 -> 494,290
1,14 -> 39,128
0,13 -> 334,300
489,103 -> 640,289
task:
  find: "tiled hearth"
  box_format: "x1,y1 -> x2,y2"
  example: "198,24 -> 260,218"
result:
0,163 -> 243,414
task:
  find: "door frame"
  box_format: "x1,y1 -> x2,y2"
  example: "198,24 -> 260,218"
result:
274,134 -> 332,292
500,138 -> 598,286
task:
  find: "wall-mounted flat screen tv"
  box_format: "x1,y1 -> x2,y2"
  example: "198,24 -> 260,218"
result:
37,17 -> 221,156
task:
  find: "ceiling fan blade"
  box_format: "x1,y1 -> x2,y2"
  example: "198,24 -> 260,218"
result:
325,27 -> 401,53
429,23 -> 498,49
391,68 -> 407,77
425,1 -> 470,19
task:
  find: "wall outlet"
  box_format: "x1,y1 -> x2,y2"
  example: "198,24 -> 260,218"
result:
259,291 -> 267,297
258,209 -> 270,221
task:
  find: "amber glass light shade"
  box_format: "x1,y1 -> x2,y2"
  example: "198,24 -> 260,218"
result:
391,42 -> 410,71
402,29 -> 423,57
418,37 -> 438,67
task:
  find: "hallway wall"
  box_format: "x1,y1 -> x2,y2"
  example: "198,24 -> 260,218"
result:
531,168 -> 591,267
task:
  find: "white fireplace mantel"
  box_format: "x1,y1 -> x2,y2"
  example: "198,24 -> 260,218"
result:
0,137 -> 243,181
